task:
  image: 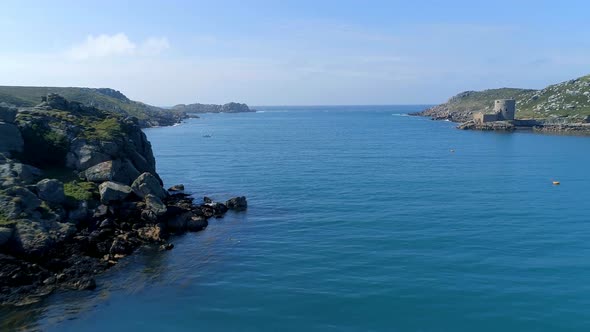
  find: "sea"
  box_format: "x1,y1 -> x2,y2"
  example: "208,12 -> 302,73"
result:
3,105 -> 590,331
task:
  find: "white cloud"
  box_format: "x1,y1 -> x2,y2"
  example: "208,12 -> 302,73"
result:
138,37 -> 170,56
67,33 -> 169,60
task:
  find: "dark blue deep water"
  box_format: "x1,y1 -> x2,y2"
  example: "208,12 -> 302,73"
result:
6,106 -> 590,331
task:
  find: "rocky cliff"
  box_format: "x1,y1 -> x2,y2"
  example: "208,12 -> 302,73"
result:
0,95 -> 247,305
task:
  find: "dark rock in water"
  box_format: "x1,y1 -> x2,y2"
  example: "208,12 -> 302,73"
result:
160,243 -> 174,251
187,217 -> 208,232
168,184 -> 185,192
226,196 -> 248,211
203,196 -> 213,204
36,179 -> 66,204
167,212 -> 192,232
98,181 -> 132,204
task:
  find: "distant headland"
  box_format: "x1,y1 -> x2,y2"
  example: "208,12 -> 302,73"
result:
411,74 -> 590,134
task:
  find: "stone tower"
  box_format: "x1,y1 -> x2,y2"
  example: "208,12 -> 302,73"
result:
494,99 -> 516,121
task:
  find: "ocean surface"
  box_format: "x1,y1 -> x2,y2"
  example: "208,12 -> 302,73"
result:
4,105 -> 590,331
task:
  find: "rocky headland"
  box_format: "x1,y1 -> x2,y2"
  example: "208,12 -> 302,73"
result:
172,102 -> 255,114
411,74 -> 590,134
0,94 -> 247,306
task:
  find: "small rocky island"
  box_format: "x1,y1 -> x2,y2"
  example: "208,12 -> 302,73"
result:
0,94 -> 247,306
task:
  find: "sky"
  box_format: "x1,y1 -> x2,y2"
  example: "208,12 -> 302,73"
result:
1,0 -> 590,106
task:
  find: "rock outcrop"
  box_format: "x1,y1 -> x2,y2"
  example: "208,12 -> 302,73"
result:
0,94 -> 247,306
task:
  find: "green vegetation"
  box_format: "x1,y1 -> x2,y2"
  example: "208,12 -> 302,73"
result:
64,181 -> 97,201
84,117 -> 126,140
431,74 -> 590,120
0,86 -> 179,123
0,211 -> 15,227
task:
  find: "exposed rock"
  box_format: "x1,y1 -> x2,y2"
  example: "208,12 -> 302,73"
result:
167,211 -> 192,232
0,159 -> 43,188
187,216 -> 208,232
12,220 -> 76,257
0,122 -> 24,155
145,194 -> 167,216
226,196 -> 248,211
36,179 -> 66,204
131,172 -> 167,199
168,184 -> 185,192
98,181 -> 132,204
457,120 -> 515,131
68,201 -> 89,222
137,224 -> 165,242
0,227 -> 14,247
0,105 -> 17,123
84,159 -> 140,185
66,139 -> 111,171
0,186 -> 42,219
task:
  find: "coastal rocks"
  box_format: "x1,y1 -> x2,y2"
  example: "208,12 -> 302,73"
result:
84,159 -> 140,185
131,172 -> 167,199
226,196 -> 248,211
167,212 -> 192,232
0,122 -> 24,155
12,220 -> 76,257
187,216 -> 208,232
0,186 -> 41,219
137,224 -> 165,242
0,105 -> 17,123
66,139 -> 111,171
457,120 -> 515,131
168,184 -> 185,192
0,227 -> 14,247
145,194 -> 167,216
36,179 -> 66,204
98,182 -> 132,204
0,158 -> 42,188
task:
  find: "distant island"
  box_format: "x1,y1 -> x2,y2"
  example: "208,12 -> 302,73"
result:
172,102 -> 256,114
412,74 -> 590,134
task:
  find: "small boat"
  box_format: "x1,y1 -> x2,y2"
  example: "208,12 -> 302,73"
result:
552,181 -> 560,185
203,134 -> 212,138
450,149 -> 455,153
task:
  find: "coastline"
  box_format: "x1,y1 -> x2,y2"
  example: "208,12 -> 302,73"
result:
0,95 -> 248,306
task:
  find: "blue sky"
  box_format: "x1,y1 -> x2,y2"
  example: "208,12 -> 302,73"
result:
1,0 -> 589,106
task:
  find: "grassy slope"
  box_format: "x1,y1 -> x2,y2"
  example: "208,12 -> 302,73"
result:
0,86 -> 166,121
429,74 -> 590,120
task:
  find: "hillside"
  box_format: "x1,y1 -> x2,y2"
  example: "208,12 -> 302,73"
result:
0,86 -> 186,127
415,74 -> 590,123
172,102 -> 255,114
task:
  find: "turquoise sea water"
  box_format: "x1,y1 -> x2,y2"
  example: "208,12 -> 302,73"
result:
5,106 -> 590,331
